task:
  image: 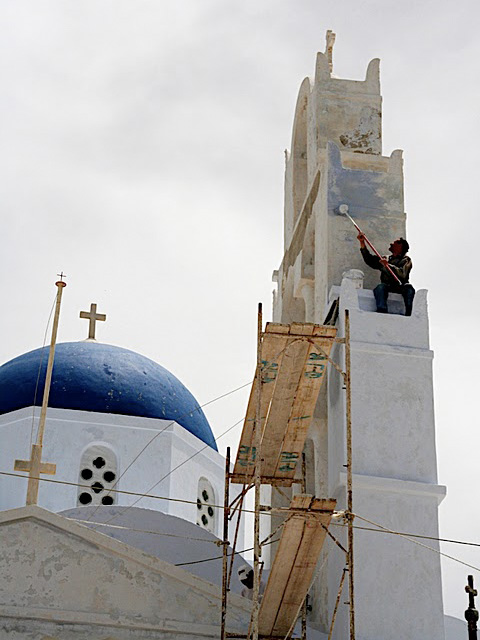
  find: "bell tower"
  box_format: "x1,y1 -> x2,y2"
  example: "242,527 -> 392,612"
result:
275,32 -> 406,325
272,33 -> 446,639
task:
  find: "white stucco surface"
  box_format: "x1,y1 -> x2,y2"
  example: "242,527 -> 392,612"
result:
60,505 -> 247,596
271,41 -> 446,637
444,615 -> 467,638
324,277 -> 446,640
0,407 -> 243,543
0,506 -> 251,639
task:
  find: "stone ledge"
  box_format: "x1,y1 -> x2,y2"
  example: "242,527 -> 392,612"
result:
0,605 -> 223,636
338,472 -> 446,503
351,340 -> 433,359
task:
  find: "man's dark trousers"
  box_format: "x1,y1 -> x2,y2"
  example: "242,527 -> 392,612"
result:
373,283 -> 415,316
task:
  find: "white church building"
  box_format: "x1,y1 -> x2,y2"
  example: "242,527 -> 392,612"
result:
0,34 -> 467,640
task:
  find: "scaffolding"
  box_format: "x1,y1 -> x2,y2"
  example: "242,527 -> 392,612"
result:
220,305 -> 355,640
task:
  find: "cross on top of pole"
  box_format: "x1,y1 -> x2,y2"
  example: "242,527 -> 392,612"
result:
79,303 -> 107,340
56,272 -> 67,288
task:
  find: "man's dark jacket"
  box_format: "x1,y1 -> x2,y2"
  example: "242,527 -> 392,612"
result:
360,247 -> 412,291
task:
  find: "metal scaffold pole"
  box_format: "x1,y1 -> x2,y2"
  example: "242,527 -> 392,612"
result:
221,447 -> 231,640
251,302 -> 263,640
345,309 -> 356,640
301,452 -> 308,640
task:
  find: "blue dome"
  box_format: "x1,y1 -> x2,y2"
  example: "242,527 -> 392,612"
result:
0,342 -> 217,450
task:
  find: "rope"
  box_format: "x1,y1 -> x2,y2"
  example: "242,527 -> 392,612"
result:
8,462 -> 480,584
0,469 -> 272,516
0,470 -> 235,511
330,520 -> 480,549
175,536 -> 280,568
8,463 -> 480,564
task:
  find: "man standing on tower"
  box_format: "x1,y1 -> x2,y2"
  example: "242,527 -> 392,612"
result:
357,233 -> 415,316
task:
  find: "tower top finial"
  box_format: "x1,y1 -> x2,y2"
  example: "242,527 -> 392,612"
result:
325,30 -> 336,73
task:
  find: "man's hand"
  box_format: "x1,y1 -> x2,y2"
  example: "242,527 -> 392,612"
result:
357,232 -> 366,249
379,257 -> 389,268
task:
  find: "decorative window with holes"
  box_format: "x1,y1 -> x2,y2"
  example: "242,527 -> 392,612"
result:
196,477 -> 216,534
77,445 -> 118,507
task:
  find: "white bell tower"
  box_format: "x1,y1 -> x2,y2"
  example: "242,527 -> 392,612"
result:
272,33 -> 446,640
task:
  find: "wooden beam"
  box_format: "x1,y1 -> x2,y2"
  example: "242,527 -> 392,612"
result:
232,329 -> 289,478
260,338 -> 311,477
232,323 -> 337,485
14,444 -> 57,506
258,496 -> 337,638
273,335 -> 335,480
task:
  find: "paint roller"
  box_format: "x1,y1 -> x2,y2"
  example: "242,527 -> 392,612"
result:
337,203 -> 402,285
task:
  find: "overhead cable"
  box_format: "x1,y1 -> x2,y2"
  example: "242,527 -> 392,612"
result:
96,416 -> 245,528
70,517 -> 221,544
84,379 -> 251,522
353,513 -> 480,573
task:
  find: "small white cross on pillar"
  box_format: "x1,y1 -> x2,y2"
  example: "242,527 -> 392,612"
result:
80,303 -> 106,340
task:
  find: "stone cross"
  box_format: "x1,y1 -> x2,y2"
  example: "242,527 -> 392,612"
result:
80,303 -> 106,340
465,575 -> 479,639
325,30 -> 336,73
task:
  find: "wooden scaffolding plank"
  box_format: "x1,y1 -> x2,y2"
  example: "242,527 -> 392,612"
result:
257,517 -> 306,633
259,338 -> 311,478
272,333 -> 337,481
231,327 -> 290,480
231,323 -> 337,485
258,496 -> 337,638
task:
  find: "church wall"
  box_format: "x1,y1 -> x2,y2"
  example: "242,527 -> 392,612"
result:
0,507 -> 251,639
351,343 -> 437,482
4,408 -> 174,514
0,416 -> 30,511
167,424 -> 242,542
0,408 -> 237,542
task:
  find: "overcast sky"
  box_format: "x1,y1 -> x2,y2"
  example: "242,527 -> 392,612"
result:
1,0 -> 479,620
